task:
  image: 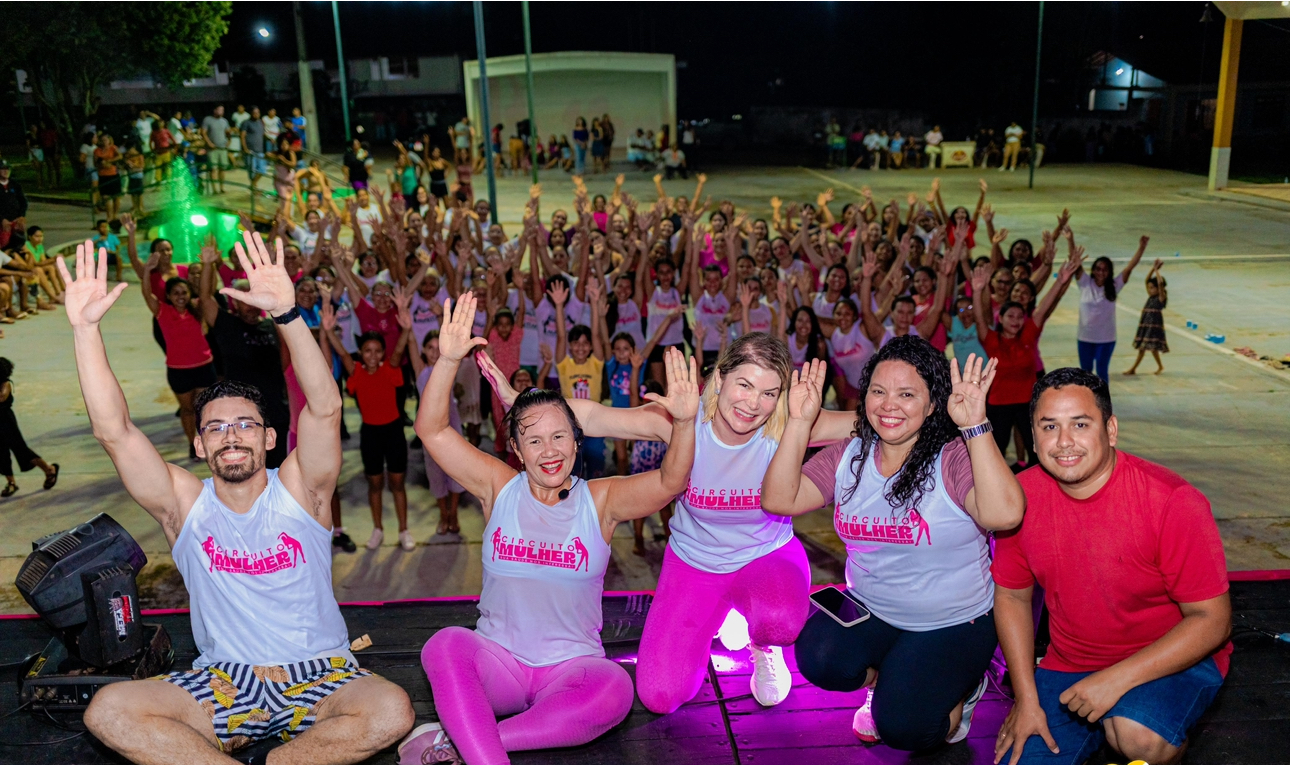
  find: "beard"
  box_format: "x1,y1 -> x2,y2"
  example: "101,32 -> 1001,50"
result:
209,446 -> 264,484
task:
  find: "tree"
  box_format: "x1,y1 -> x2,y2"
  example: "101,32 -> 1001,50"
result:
0,2 -> 232,160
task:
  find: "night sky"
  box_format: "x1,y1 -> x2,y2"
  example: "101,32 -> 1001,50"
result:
218,2 -> 1290,122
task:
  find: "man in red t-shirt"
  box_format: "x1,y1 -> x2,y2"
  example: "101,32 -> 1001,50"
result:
991,368 -> 1231,765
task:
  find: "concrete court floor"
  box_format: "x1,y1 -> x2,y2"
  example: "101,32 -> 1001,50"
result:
2,163 -> 1289,614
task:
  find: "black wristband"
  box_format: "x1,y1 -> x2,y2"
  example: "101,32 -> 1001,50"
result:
271,306 -> 301,325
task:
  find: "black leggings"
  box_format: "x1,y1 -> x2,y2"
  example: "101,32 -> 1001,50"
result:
986,402 -> 1034,463
795,607 -> 998,751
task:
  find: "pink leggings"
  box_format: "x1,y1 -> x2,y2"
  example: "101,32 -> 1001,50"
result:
421,627 -> 634,765
636,538 -> 811,714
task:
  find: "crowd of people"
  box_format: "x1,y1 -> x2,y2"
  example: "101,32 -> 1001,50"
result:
38,128 -> 1227,765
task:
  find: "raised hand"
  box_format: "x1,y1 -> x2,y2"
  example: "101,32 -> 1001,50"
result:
1059,247 -> 1085,282
787,358 -> 827,423
692,319 -> 707,346
991,228 -> 1009,246
971,262 -> 991,294
439,292 -> 488,361
1152,258 -> 1164,272
777,281 -> 788,306
200,235 -> 220,265
629,348 -> 644,369
861,248 -> 879,281
947,353 -> 997,428
396,302 -> 413,330
737,281 -> 752,309
642,347 -> 700,423
56,240 -> 130,328
547,280 -> 568,307
539,342 -> 553,363
320,295 -> 338,331
979,178 -> 988,193
120,213 -> 136,236
222,232 -> 296,317
586,276 -> 603,306
1139,234 -> 1150,250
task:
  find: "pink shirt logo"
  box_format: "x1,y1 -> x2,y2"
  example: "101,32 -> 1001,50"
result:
200,532 -> 307,575
835,509 -> 932,546
491,527 -> 589,570
684,480 -> 762,511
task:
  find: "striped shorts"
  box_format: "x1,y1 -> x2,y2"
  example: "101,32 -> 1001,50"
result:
158,657 -> 372,752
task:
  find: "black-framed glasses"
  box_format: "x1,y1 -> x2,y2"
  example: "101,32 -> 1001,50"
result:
199,421 -> 265,436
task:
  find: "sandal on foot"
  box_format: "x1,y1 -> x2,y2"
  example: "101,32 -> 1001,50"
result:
43,464 -> 59,490
1,483 -> 17,497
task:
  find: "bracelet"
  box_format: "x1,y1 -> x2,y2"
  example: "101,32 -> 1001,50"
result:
271,306 -> 301,325
959,421 -> 993,440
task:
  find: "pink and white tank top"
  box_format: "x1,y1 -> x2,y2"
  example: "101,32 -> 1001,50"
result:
647,287 -> 685,347
173,470 -> 352,668
695,291 -> 731,352
668,402 -> 792,574
788,333 -> 810,371
832,440 -> 992,631
478,474 -> 611,666
827,324 -> 881,389
613,297 -> 646,350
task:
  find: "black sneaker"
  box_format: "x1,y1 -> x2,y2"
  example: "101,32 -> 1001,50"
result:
332,532 -> 357,553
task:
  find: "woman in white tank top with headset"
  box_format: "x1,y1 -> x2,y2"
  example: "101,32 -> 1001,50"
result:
481,332 -> 856,713
402,293 -> 700,765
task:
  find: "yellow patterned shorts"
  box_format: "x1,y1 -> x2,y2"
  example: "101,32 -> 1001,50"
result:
158,657 -> 372,752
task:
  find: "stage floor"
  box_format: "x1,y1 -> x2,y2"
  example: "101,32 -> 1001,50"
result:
2,579 -> 1288,764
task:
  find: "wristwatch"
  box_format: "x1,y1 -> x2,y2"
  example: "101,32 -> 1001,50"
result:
271,306 -> 301,325
959,421 -> 993,440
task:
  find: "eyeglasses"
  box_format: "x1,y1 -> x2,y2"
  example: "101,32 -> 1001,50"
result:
199,421 -> 265,436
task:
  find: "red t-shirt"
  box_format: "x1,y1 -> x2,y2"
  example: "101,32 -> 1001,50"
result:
992,452 -> 1232,676
150,265 -> 191,300
355,298 -> 401,357
982,319 -> 1040,405
157,303 -> 213,369
345,361 -> 403,425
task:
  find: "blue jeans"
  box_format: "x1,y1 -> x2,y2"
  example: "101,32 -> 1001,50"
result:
574,144 -> 587,175
1077,340 -> 1116,383
1017,658 -> 1223,764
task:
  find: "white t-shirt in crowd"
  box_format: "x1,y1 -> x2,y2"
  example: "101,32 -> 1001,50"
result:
1005,125 -> 1024,145
925,130 -> 943,147
353,204 -> 384,244
263,115 -> 283,142
1076,272 -> 1125,344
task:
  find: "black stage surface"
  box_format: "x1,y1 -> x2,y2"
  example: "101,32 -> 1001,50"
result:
2,580 -> 1288,764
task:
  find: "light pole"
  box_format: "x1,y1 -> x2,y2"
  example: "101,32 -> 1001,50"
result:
522,1 -> 539,184
473,0 -> 498,214
1028,1 -> 1044,190
332,0 -> 352,143
292,1 -> 321,153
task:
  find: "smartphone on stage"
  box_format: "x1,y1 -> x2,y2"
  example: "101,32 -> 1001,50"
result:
810,586 -> 872,628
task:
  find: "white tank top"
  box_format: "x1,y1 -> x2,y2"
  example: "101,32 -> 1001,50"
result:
613,298 -> 646,350
478,474 -> 611,666
736,302 -> 774,337
828,324 -> 879,388
813,293 -> 837,319
695,291 -> 731,352
668,403 -> 793,574
832,440 -> 992,631
410,289 -> 448,349
173,470 -> 352,668
788,333 -> 810,371
507,290 -> 541,367
647,287 -> 685,347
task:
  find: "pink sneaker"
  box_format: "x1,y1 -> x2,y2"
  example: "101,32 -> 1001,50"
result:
398,722 -> 462,764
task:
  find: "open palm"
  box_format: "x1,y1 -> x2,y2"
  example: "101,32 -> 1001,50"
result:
221,232 -> 295,316
788,358 -> 827,422
643,347 -> 700,422
57,240 -> 128,328
948,354 -> 997,428
439,292 -> 488,361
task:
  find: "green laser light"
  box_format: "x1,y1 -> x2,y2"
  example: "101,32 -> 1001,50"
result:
190,214 -> 209,227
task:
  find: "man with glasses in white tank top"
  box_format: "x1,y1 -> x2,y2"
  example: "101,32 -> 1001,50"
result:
64,234 -> 414,765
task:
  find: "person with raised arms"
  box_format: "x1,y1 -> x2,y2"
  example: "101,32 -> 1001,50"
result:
69,235 -> 414,765
761,338 -> 1025,749
399,293 -> 700,765
478,331 -> 857,713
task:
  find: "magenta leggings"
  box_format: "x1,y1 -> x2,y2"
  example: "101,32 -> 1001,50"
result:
421,627 -> 633,765
636,538 -> 811,714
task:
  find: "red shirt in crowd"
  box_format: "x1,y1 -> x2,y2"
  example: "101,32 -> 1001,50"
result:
981,319 -> 1041,405
345,361 -> 403,426
156,303 -> 213,369
992,451 -> 1233,676
355,298 -> 401,357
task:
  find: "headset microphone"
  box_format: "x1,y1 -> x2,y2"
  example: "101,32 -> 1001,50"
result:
558,476 -> 580,501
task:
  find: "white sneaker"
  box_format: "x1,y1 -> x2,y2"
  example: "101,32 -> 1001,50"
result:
748,643 -> 791,707
397,722 -> 462,764
399,530 -> 416,551
366,528 -> 384,550
852,689 -> 880,743
947,676 -> 988,744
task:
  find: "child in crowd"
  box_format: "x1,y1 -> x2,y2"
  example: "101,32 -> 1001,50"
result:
0,357 -> 59,497
91,219 -> 122,281
1126,258 -> 1169,375
322,298 -> 415,551
603,311 -> 679,476
409,330 -> 465,541
553,279 -> 606,477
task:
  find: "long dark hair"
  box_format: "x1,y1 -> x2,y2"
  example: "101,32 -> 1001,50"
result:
839,335 -> 959,511
1091,256 -> 1117,301
789,306 -> 825,363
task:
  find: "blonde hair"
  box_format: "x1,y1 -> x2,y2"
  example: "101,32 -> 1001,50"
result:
700,333 -> 793,442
